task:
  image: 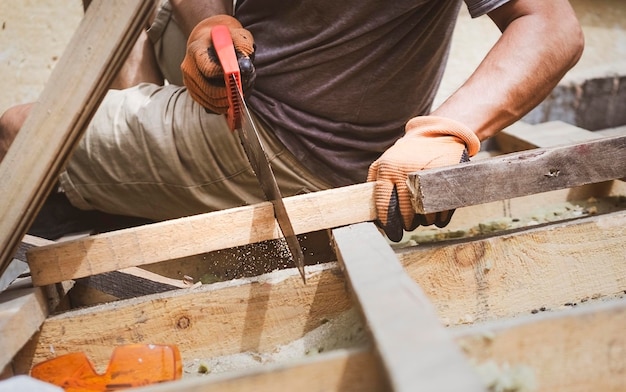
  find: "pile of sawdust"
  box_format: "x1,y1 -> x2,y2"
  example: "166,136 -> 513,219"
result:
183,307 -> 368,377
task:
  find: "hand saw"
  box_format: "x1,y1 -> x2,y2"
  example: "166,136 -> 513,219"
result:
211,25 -> 306,283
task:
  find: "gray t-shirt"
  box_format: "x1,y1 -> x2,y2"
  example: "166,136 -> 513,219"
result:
236,0 -> 510,187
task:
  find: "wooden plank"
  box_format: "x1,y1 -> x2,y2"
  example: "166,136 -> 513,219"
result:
332,222 -> 484,391
398,209 -> 626,324
134,348 -> 385,392
13,263 -> 353,374
0,288 -> 48,371
0,0 -> 156,278
408,135 -> 626,214
455,297 -> 626,392
495,121 -> 602,153
27,183 -> 376,286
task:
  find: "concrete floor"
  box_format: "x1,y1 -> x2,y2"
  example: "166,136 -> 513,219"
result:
1,1 -> 624,117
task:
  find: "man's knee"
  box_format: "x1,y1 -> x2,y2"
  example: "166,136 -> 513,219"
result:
0,103 -> 33,160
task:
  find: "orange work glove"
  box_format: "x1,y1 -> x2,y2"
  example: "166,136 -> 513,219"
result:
181,15 -> 256,113
367,116 -> 481,242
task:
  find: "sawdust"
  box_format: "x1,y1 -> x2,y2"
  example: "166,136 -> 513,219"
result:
182,307 -> 368,377
396,195 -> 626,248
474,360 -> 537,392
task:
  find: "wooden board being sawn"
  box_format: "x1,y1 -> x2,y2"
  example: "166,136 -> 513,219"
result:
0,0 -> 156,278
27,134 -> 626,286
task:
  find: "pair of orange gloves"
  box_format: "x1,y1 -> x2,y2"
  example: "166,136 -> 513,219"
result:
182,16 -> 481,242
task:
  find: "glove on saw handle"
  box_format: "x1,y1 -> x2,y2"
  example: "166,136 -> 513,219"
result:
367,116 -> 481,242
181,15 -> 255,113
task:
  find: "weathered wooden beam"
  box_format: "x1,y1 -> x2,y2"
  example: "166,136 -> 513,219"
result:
27,183 -> 376,286
332,223 -> 484,391
0,0 -> 156,278
455,297 -> 626,392
408,135 -> 626,214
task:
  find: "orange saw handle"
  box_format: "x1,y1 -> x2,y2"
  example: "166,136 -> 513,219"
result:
211,24 -> 243,131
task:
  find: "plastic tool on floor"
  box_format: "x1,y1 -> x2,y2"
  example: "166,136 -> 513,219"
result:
212,25 -> 306,283
30,344 -> 181,391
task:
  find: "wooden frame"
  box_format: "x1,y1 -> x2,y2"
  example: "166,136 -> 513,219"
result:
1,2 -> 624,386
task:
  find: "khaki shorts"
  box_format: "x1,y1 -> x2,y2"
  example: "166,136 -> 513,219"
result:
59,3 -> 331,220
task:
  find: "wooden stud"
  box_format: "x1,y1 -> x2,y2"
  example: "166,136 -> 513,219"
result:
332,222 -> 484,391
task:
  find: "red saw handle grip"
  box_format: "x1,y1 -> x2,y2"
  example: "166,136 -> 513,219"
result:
211,25 -> 243,130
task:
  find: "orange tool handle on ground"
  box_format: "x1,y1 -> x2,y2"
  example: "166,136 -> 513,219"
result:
30,344 -> 181,391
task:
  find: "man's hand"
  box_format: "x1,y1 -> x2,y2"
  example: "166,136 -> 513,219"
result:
367,116 -> 481,242
181,15 -> 255,113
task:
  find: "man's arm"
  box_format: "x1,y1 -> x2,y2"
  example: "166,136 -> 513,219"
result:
431,0 -> 584,141
169,0 -> 233,37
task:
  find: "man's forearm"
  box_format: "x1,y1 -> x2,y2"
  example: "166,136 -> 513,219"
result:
432,0 -> 584,141
169,0 -> 233,37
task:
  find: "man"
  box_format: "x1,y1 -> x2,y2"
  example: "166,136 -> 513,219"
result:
0,0 -> 583,242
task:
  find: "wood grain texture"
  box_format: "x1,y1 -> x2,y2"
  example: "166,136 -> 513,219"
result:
27,183 -> 376,286
408,135 -> 626,213
133,348 -> 385,392
13,264 -> 353,374
0,288 -> 48,370
456,297 -> 626,392
399,209 -> 626,324
332,223 -> 484,392
0,0 -> 155,278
